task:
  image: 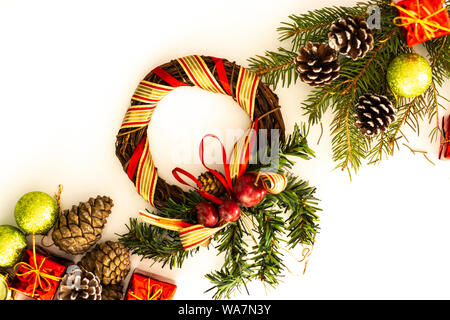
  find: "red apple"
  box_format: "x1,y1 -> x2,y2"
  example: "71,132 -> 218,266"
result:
233,174 -> 266,207
218,200 -> 241,223
194,202 -> 219,227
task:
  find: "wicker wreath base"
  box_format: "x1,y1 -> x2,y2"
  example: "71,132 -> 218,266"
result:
115,56 -> 285,208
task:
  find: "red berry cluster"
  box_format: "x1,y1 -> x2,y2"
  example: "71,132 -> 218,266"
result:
194,174 -> 267,227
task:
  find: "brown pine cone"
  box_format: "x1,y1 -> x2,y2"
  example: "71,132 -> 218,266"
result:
328,16 -> 374,60
101,284 -> 124,300
355,93 -> 396,136
198,171 -> 226,197
78,241 -> 131,286
57,265 -> 102,300
52,196 -> 113,255
295,42 -> 341,87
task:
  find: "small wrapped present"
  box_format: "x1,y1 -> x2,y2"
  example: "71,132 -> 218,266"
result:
392,0 -> 450,46
125,269 -> 177,300
439,114 -> 450,160
10,246 -> 69,300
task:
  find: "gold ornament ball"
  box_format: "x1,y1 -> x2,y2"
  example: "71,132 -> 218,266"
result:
0,225 -> 27,268
387,53 -> 432,98
0,275 -> 8,300
14,191 -> 59,234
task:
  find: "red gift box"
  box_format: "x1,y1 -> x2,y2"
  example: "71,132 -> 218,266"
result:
10,247 -> 68,300
125,269 -> 177,300
439,114 -> 450,159
393,0 -> 450,46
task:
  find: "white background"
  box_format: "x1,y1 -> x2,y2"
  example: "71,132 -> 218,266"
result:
0,0 -> 449,300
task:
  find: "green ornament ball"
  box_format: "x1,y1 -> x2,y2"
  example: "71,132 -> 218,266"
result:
387,53 -> 432,98
14,191 -> 59,235
0,225 -> 27,268
0,276 -> 8,300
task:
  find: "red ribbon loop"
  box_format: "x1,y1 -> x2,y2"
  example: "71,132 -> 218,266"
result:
171,120 -> 258,203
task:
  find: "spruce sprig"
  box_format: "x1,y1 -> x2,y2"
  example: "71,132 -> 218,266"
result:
249,0 -> 450,176
119,124 -> 321,299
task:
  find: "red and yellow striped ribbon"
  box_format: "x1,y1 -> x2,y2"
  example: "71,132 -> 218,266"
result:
139,210 -> 228,250
138,172 -> 288,251
135,140 -> 158,206
177,56 -> 227,95
122,55 -> 260,207
228,121 -> 258,180
139,210 -> 192,231
259,172 -> 288,194
236,67 -> 260,121
121,81 -> 174,129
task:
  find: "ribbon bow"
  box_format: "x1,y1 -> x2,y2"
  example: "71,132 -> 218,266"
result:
171,119 -> 259,204
13,234 -> 62,298
139,120 -> 288,250
128,276 -> 163,300
391,0 -> 450,45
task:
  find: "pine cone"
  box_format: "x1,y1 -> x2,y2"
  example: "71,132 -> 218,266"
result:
295,42 -> 340,87
57,265 -> 102,300
78,241 -> 131,286
101,284 -> 124,300
328,16 -> 374,60
52,196 -> 113,255
355,93 -> 396,136
198,171 -> 226,197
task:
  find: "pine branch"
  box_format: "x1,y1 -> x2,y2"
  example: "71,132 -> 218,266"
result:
330,89 -> 368,175
250,204 -> 285,288
118,218 -> 196,269
248,48 -> 299,89
118,191 -> 204,268
278,123 -> 315,169
206,220 -> 253,300
205,266 -> 252,300
271,175 -> 321,248
248,122 -> 315,173
277,2 -> 377,50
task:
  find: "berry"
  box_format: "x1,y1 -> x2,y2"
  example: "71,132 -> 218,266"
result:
194,202 -> 219,227
218,200 -> 241,223
233,174 -> 266,207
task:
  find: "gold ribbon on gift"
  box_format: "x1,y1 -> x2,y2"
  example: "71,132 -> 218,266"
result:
12,234 -> 62,298
391,1 -> 450,41
128,276 -> 163,300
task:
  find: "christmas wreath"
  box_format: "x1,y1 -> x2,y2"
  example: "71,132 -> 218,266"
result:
116,55 -> 321,299
249,0 -> 450,176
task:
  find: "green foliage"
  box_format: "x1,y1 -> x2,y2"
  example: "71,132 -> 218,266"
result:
119,125 -> 321,299
247,48 -> 299,90
118,191 -> 203,268
205,220 -> 253,300
249,0 -> 450,177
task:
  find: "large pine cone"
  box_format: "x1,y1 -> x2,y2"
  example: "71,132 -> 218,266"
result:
101,284 -> 124,300
57,265 -> 102,300
328,16 -> 374,60
295,42 -> 340,87
355,93 -> 396,136
78,241 -> 131,286
52,196 -> 113,255
198,171 -> 226,197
